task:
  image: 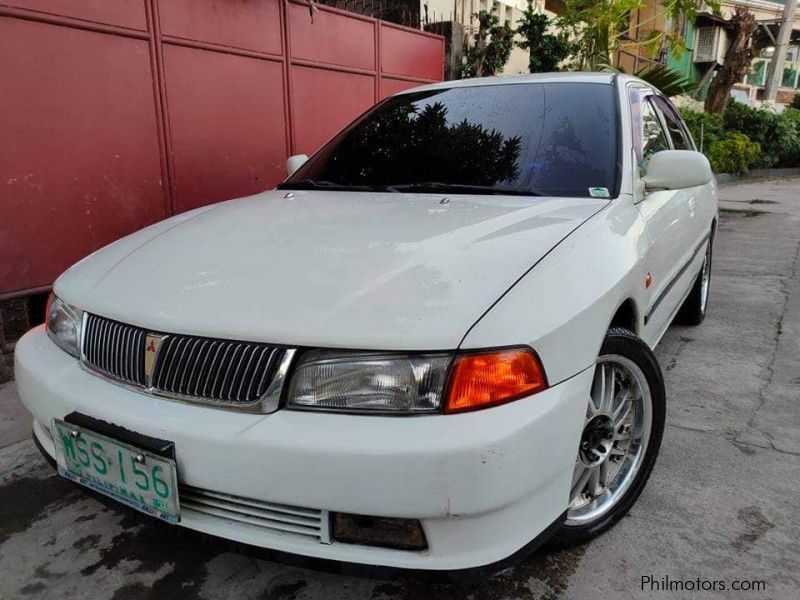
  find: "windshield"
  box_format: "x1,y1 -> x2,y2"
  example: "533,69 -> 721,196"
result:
280,82 -> 619,198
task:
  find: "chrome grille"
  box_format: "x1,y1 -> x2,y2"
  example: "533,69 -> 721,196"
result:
180,485 -> 331,543
152,335 -> 283,403
83,314 -> 147,386
81,314 -> 291,409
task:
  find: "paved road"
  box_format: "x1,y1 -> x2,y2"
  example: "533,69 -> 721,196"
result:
2,178 -> 799,600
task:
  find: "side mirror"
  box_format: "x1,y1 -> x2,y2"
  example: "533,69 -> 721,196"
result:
286,154 -> 308,177
642,150 -> 713,191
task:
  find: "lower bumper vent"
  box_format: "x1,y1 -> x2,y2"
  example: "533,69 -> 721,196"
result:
179,485 -> 331,543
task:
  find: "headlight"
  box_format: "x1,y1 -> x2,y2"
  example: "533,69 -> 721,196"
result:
286,351 -> 452,414
46,293 -> 83,358
285,347 -> 548,415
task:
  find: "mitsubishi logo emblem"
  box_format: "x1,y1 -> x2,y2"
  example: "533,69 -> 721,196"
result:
143,334 -> 165,385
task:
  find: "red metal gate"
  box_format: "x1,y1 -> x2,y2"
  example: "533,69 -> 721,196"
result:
0,0 -> 444,297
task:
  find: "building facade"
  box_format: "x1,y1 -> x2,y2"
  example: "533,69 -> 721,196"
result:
734,0 -> 800,105
665,0 -> 800,106
422,0 -> 557,75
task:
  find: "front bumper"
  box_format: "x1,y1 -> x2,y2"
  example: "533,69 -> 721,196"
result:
16,326 -> 590,572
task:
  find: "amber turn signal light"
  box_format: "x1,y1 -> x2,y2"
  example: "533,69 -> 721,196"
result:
445,348 -> 548,413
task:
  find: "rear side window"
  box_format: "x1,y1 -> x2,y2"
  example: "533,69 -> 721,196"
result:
652,96 -> 693,150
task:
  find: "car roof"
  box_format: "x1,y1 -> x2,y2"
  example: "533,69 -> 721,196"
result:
396,71 -> 621,95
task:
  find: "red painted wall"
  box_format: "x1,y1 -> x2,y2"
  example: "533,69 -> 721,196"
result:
0,0 -> 444,297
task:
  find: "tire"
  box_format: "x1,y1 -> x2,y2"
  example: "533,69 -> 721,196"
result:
551,327 -> 665,547
676,232 -> 713,326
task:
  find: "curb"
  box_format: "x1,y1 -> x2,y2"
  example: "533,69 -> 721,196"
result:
716,167 -> 800,185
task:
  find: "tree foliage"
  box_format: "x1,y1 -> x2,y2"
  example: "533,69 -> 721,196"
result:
679,108 -> 724,151
558,0 -> 721,71
463,10 -> 514,78
681,103 -> 800,172
459,0 -> 724,80
722,101 -> 800,168
680,108 -> 760,174
558,0 -> 639,70
634,63 -> 698,96
706,132 -> 760,174
516,2 -> 571,73
600,62 -> 697,97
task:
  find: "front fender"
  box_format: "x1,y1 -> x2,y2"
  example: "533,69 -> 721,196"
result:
460,196 -> 648,386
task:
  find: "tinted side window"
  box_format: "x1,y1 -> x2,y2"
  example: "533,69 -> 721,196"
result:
640,98 -> 670,166
652,96 -> 693,150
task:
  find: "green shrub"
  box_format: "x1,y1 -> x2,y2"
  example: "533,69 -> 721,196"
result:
782,107 -> 800,132
679,103 -> 800,172
679,108 -> 724,151
791,94 -> 800,110
706,132 -> 761,175
722,101 -> 800,168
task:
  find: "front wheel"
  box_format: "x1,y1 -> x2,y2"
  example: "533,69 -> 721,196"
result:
551,327 -> 665,547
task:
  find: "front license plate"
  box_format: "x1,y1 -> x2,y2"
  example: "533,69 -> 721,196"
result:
52,419 -> 180,523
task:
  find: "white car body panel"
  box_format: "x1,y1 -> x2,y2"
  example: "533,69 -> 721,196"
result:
16,326 -> 590,570
56,191 -> 606,352
16,72 -> 718,573
462,195 -> 647,382
638,184 -> 716,344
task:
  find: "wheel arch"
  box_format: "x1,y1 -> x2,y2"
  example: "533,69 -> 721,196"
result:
608,298 -> 639,335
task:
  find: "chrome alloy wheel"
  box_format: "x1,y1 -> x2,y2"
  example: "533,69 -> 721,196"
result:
700,241 -> 712,312
566,355 -> 652,525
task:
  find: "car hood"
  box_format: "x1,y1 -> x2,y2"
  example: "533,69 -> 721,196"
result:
56,190 -> 607,350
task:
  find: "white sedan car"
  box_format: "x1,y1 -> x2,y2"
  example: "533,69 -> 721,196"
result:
16,72 -> 716,578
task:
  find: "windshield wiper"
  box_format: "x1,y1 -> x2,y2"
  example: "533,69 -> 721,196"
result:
279,179 -> 547,196
388,182 -> 549,197
278,179 -> 399,193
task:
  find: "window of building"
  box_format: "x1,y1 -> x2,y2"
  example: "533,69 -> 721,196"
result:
782,64 -> 799,89
746,59 -> 767,86
694,27 -> 717,62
